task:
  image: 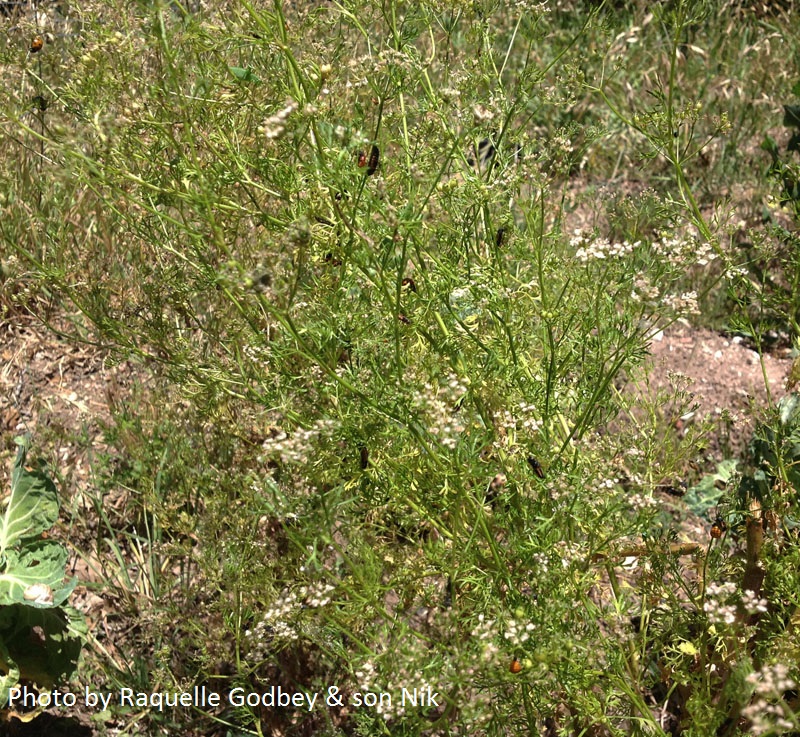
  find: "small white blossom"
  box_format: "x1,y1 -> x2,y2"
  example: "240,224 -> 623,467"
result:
259,99 -> 298,140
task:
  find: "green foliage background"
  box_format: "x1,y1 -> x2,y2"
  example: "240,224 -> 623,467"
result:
1,0 -> 800,734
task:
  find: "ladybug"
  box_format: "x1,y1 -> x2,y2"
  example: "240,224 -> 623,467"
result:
366,144 -> 380,176
509,659 -> 522,674
710,517 -> 727,539
30,36 -> 44,53
527,455 -> 545,479
356,150 -> 367,168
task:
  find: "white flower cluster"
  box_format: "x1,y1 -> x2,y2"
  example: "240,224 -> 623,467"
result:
354,661 -> 379,692
572,230 -> 718,270
304,581 -> 336,608
497,402 -> 542,443
662,290 -> 700,316
570,231 -> 640,262
473,104 -> 495,124
530,552 -> 550,572
246,598 -> 300,660
259,100 -> 298,141
651,233 -> 718,267
259,418 -> 337,465
510,0 -> 549,11
353,661 -> 407,721
742,663 -> 798,735
741,588 -> 769,616
703,581 -> 738,625
377,47 -> 414,70
627,493 -> 658,511
242,342 -> 270,363
503,617 -> 536,646
517,402 -> 542,432
245,582 -> 336,661
746,662 -> 797,694
631,276 -> 660,302
471,614 -> 501,662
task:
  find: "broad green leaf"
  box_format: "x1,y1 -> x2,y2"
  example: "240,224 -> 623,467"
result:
0,438 -> 58,558
779,392 -> 800,426
0,438 -> 85,709
0,542 -> 76,607
0,638 -> 20,709
783,104 -> 800,129
685,458 -> 738,516
0,604 -> 84,703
